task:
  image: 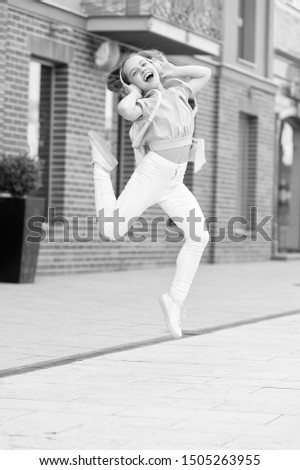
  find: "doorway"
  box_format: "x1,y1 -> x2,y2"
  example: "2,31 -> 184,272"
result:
277,117 -> 300,252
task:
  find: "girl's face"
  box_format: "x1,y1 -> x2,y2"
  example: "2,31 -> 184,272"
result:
122,55 -> 161,92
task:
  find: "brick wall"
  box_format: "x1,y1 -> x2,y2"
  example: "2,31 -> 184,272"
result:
213,72 -> 275,263
3,8 -> 31,154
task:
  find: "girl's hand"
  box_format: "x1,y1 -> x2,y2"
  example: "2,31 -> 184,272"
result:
122,83 -> 142,98
159,58 -> 178,80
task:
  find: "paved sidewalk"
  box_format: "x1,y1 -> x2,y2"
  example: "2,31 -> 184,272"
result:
0,261 -> 300,449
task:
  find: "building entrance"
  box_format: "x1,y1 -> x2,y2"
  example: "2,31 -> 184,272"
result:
277,118 -> 300,252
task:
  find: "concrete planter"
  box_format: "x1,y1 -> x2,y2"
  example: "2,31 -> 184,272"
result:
0,195 -> 45,283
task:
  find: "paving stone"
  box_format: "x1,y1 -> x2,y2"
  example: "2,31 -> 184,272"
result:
0,261 -> 299,449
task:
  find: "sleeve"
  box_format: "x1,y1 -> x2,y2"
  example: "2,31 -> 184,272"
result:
136,93 -> 159,119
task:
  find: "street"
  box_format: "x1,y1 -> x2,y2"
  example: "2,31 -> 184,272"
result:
0,261 -> 300,449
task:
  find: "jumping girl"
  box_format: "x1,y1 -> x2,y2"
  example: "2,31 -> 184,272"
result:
88,49 -> 211,339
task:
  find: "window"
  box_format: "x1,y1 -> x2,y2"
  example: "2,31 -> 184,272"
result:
27,60 -> 54,213
238,113 -> 258,229
238,0 -> 256,63
116,116 -> 134,196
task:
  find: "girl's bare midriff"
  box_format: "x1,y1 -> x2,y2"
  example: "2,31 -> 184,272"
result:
156,145 -> 190,164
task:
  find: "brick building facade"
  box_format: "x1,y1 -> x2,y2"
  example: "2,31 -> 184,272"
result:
0,0 -> 278,274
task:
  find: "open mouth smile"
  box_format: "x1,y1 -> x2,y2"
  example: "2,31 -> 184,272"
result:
144,71 -> 154,82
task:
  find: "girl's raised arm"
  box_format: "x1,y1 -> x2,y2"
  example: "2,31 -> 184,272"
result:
117,84 -> 143,122
161,60 -> 212,96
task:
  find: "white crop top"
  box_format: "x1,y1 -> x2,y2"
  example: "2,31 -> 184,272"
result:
127,80 -> 206,173
132,84 -> 195,147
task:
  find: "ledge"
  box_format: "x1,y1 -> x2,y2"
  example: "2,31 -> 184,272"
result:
87,16 -> 221,56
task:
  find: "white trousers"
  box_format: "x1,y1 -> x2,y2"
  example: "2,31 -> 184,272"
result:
93,151 -> 209,306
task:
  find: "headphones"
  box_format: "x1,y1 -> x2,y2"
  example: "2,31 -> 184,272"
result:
119,68 -> 126,87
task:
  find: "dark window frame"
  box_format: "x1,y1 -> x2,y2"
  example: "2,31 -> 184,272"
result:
27,58 -> 55,213
238,112 -> 258,231
238,0 -> 256,63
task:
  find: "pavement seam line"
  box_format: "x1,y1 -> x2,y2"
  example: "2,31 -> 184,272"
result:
1,307 -> 300,379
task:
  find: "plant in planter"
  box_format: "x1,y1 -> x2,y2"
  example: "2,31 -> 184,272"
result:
0,152 -> 45,283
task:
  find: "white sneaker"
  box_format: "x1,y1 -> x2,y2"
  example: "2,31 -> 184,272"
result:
88,131 -> 118,171
159,293 -> 182,339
